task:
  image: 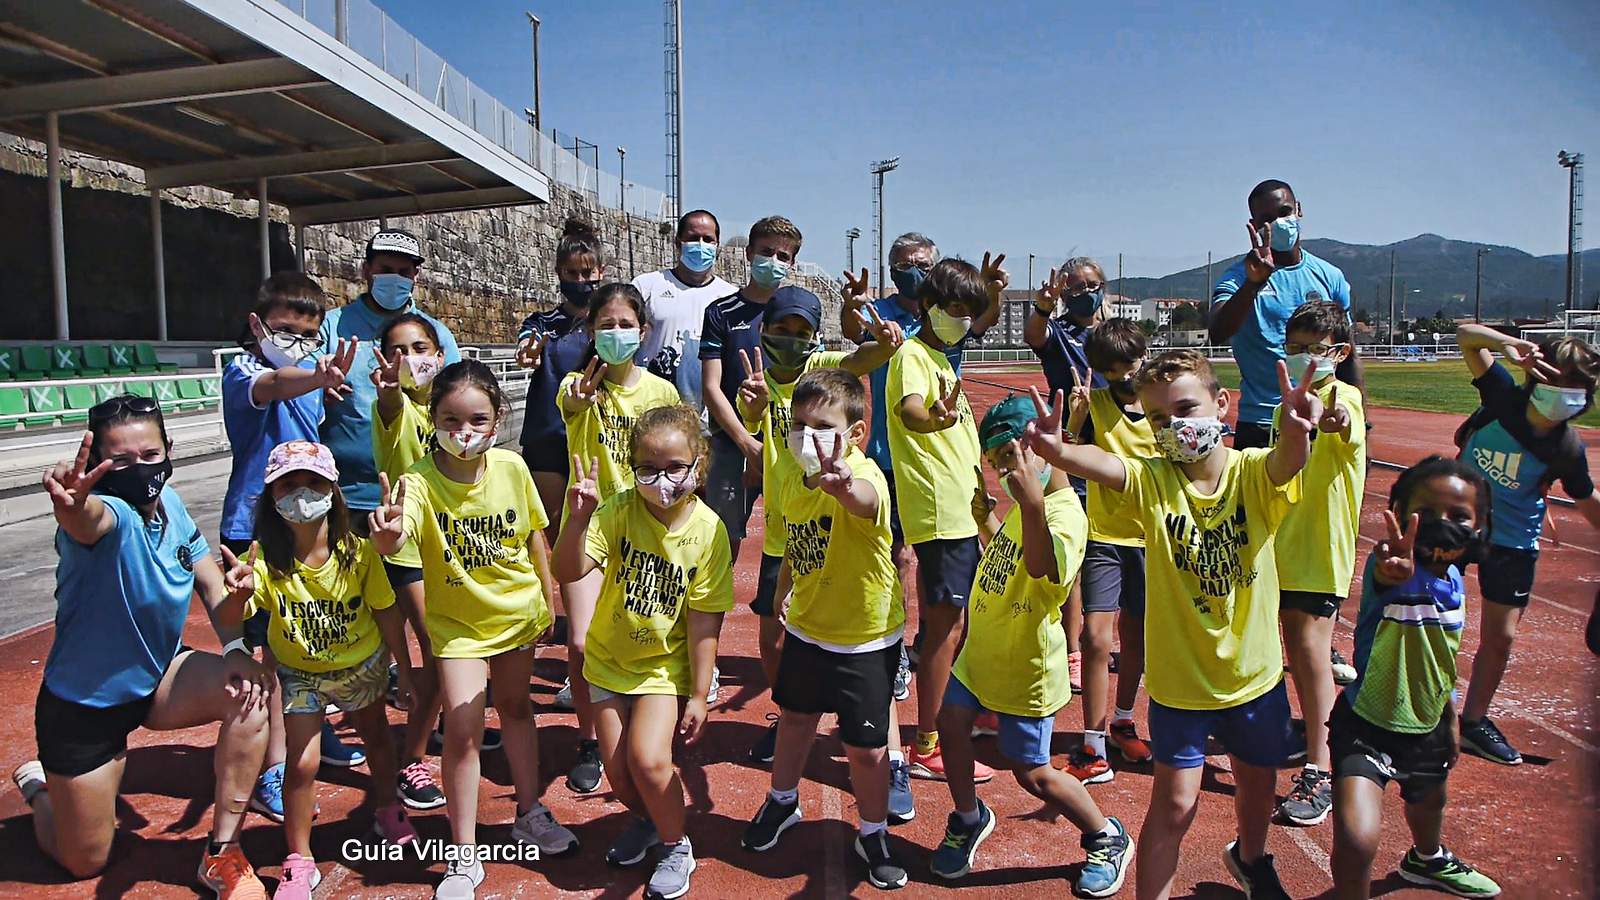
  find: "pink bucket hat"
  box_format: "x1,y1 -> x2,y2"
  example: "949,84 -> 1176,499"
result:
263,440 -> 339,484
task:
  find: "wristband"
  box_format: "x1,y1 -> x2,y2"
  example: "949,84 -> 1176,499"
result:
1033,303 -> 1054,317
222,637 -> 250,658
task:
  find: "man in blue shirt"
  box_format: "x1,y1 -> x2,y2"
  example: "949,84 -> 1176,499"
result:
1210,180 -> 1360,448
319,229 -> 461,517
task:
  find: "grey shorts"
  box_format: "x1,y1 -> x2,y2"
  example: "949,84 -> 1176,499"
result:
706,430 -> 759,542
1081,541 -> 1146,617
589,684 -> 684,706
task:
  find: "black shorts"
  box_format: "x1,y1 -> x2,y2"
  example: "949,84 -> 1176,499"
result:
1281,590 -> 1343,619
36,683 -> 157,777
773,636 -> 900,748
880,466 -> 906,547
913,536 -> 980,609
1232,421 -> 1272,450
1479,545 -> 1538,608
522,438 -> 571,477
1081,542 -> 1146,617
753,553 -> 783,617
1329,694 -> 1453,804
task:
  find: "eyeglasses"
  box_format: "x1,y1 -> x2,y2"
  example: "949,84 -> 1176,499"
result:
261,327 -> 324,355
633,462 -> 696,485
88,395 -> 160,424
890,261 -> 933,274
1284,341 -> 1347,356
1065,282 -> 1104,297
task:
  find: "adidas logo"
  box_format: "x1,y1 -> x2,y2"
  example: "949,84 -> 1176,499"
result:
1473,447 -> 1522,490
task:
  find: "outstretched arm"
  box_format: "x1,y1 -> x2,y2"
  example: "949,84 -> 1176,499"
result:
1022,388 -> 1128,490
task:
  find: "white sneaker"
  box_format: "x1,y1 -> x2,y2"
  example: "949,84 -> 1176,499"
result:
553,678 -> 574,711
511,803 -> 579,855
11,760 -> 46,805
707,666 -> 722,704
434,854 -> 484,900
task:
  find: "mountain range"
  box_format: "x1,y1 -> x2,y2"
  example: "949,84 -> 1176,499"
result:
1115,236 -> 1600,321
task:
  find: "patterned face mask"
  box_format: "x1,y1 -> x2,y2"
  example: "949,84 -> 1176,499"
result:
1154,416 -> 1225,464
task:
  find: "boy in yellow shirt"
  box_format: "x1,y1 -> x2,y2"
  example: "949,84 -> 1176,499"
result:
740,369 -> 908,890
1026,349 -> 1321,899
1272,300 -> 1367,828
884,257 -> 994,783
931,396 -> 1133,897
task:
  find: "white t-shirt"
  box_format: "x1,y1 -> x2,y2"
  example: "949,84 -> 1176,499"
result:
631,268 -> 735,414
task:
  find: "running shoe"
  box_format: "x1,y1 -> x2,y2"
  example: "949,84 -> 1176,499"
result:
248,763 -> 285,823
1223,840 -> 1290,900
893,646 -> 912,701
855,830 -> 908,890
398,760 -> 446,810
10,760 -> 45,806
1077,817 -> 1134,898
1330,648 -> 1358,686
553,678 -> 575,711
1397,846 -> 1502,897
605,815 -> 660,866
1278,767 -> 1333,826
428,720 -> 503,754
749,713 -> 780,764
930,800 -> 995,879
434,855 -> 483,900
708,666 -> 722,704
742,795 -> 801,852
272,853 -> 319,900
971,711 -> 1000,738
567,738 -> 604,793
1460,717 -> 1522,766
1069,650 -> 1083,693
197,843 -> 267,900
511,803 -> 579,855
1066,748 -> 1114,785
648,837 -> 697,899
373,802 -> 418,845
908,744 -> 995,782
1109,720 -> 1153,763
887,758 -> 915,824
320,721 -> 366,768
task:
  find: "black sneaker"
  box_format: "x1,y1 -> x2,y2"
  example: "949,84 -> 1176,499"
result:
854,830 -> 908,890
428,719 -> 503,755
1278,766 -> 1333,826
1223,840 -> 1290,900
893,645 -> 912,701
741,795 -> 801,852
749,714 -> 780,764
567,738 -> 604,793
1283,718 -> 1307,766
397,760 -> 446,810
1460,717 -> 1522,765
929,801 -> 994,879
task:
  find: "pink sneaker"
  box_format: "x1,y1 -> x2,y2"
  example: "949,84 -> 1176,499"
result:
272,853 -> 319,900
373,803 -> 417,845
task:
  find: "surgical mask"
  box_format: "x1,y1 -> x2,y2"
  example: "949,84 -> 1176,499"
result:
1269,215 -> 1300,252
594,327 -> 642,365
1413,513 -> 1483,567
761,333 -> 818,371
1001,463 -> 1053,501
890,266 -> 926,300
97,458 -> 172,507
679,240 -> 717,273
645,462 -> 698,508
255,324 -> 318,369
1066,289 -> 1103,320
401,354 -> 442,390
926,305 -> 972,344
751,255 -> 789,289
1530,384 -> 1588,423
1154,416 -> 1226,464
558,280 -> 597,308
1284,351 -> 1337,384
437,428 -> 495,460
787,426 -> 841,478
370,273 -> 414,311
274,486 -> 333,524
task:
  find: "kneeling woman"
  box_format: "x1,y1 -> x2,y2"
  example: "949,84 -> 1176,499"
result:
13,396 -> 274,896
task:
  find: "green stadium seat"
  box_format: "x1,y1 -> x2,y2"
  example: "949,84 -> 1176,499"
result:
50,344 -> 98,378
83,344 -> 131,376
108,343 -> 139,371
24,384 -> 63,428
151,379 -> 182,411
124,379 -> 154,399
62,383 -> 95,424
0,346 -> 17,380
18,346 -> 51,380
0,386 -> 25,428
94,381 -> 122,404
135,344 -> 178,373
176,378 -> 207,411
200,377 -> 221,400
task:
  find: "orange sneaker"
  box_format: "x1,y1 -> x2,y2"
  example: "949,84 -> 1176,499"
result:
1068,651 -> 1083,693
971,712 -> 1000,738
1109,721 -> 1153,763
197,843 -> 267,900
1065,748 -> 1114,785
909,745 -> 995,783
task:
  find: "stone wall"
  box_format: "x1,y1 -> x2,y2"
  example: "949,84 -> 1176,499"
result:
0,131 -> 844,345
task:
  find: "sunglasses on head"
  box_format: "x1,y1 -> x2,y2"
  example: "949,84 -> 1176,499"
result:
88,395 -> 160,424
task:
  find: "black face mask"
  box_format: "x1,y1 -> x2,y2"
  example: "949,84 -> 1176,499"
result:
761,333 -> 818,371
559,280 -> 598,308
1413,513 -> 1483,567
97,458 -> 173,508
1109,377 -> 1138,400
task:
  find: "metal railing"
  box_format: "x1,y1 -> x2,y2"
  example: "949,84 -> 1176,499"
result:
275,0 -> 668,219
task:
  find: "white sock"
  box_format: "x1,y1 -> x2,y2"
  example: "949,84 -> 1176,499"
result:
1090,818 -> 1120,840
888,749 -> 905,764
1084,729 -> 1108,758
956,806 -> 982,827
859,819 -> 887,837
1112,706 -> 1135,724
769,787 -> 798,805
1414,845 -> 1445,860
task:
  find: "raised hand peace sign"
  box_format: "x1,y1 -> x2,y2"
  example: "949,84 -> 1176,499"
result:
971,463 -> 998,524
860,303 -> 905,350
980,251 -> 1009,301
1316,383 -> 1350,434
516,331 -> 549,370
1277,359 -> 1324,437
816,431 -> 854,497
1022,387 -> 1067,459
737,347 -> 769,414
1501,337 -> 1562,384
1244,221 -> 1277,284
371,345 -> 404,391
43,431 -> 113,515
369,473 -> 408,556
1068,364 -> 1094,424
568,455 -> 601,520
315,337 -> 358,393
220,543 -> 258,600
1375,509 -> 1420,584
1035,267 -> 1069,312
841,267 -> 872,310
927,378 -> 963,431
568,357 -> 609,409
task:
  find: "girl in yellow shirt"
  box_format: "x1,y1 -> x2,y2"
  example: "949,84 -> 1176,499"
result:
370,361 -> 577,896
553,405 -> 731,898
219,440 -> 417,896
556,283 -> 681,794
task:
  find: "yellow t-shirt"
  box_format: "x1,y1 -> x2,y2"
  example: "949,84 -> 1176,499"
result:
744,351 -> 850,558
581,490 -> 734,695
1083,388 -> 1156,546
372,389 -> 433,488
952,488 -> 1087,717
884,337 -> 981,544
560,368 -> 681,525
778,450 -> 904,647
1114,448 -> 1298,710
392,448 -> 552,658
247,538 -> 396,673
1271,380 -> 1367,597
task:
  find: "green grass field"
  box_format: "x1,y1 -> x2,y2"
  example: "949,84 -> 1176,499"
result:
1208,360 -> 1600,428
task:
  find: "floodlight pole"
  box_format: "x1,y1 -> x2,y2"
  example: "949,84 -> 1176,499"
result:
1558,150 -> 1584,309
1474,247 -> 1490,324
870,157 -> 900,299
845,227 -> 860,272
526,12 -> 541,134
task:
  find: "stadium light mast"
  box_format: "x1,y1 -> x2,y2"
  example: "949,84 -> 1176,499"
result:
871,157 -> 900,299
1558,150 -> 1584,310
525,12 -> 541,134
664,0 -> 684,219
845,227 -> 861,272
1475,247 -> 1491,324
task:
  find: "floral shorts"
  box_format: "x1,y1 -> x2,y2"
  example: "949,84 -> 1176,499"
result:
279,648 -> 388,716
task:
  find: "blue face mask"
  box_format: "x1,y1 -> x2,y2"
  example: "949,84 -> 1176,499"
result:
751,255 -> 790,289
1066,289 -> 1103,320
1270,215 -> 1300,252
370,273 -> 414,311
594,327 -> 642,365
679,240 -> 717,273
890,266 -> 926,300
1530,383 -> 1588,423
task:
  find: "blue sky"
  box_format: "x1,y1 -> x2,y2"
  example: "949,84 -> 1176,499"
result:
372,0 -> 1599,279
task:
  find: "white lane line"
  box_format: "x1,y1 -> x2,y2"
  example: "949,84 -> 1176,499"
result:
1287,828 -> 1333,877
311,859 -> 355,898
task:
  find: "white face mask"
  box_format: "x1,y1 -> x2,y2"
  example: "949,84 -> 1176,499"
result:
1284,351 -> 1338,384
401,354 -> 442,389
274,486 -> 333,524
787,426 -> 841,478
437,427 -> 495,460
926,305 -> 973,344
254,317 -> 317,369
1154,416 -> 1226,464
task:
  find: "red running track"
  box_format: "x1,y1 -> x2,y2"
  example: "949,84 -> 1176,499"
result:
0,380 -> 1593,898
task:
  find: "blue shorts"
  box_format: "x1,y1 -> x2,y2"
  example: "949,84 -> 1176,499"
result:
1147,680 -> 1295,770
943,673 -> 1055,767
1081,541 -> 1146,617
913,536 -> 980,609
